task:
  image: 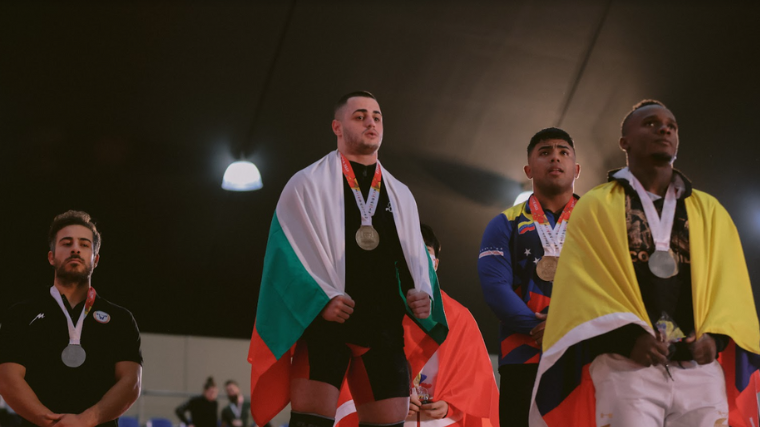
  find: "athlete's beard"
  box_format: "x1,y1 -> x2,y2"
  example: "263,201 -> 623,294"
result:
55,258 -> 93,286
344,128 -> 380,156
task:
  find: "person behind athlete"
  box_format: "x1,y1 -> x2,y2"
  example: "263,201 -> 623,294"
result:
478,127 -> 580,426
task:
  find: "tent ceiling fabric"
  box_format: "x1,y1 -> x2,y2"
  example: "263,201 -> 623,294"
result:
1,1 -> 759,353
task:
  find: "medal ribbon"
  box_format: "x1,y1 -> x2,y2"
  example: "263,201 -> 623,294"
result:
229,402 -> 242,419
339,152 -> 382,227
528,195 -> 576,257
624,169 -> 677,252
50,286 -> 97,346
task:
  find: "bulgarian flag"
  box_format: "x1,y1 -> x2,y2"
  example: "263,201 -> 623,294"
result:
248,151 -> 448,426
529,180 -> 760,426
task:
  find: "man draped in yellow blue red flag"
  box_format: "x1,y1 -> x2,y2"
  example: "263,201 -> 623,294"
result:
530,100 -> 760,427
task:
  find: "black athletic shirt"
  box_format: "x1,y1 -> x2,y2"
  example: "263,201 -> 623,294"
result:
303,161 -> 413,348
0,289 -> 142,427
587,169 -> 727,360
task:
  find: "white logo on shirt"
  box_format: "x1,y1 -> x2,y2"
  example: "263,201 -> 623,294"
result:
93,311 -> 111,324
29,313 -> 45,325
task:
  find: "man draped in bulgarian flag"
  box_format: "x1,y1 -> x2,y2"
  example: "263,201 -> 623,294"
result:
247,91 -> 448,427
530,100 -> 760,427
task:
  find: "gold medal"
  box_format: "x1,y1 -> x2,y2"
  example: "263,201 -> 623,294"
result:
356,225 -> 379,250
536,256 -> 558,282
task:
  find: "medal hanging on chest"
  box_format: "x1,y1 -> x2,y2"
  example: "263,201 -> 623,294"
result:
50,286 -> 97,368
529,195 -> 576,282
340,153 -> 383,251
626,171 -> 679,279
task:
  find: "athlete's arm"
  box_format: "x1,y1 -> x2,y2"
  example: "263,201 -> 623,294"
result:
320,294 -> 355,323
57,361 -> 141,427
0,362 -> 60,427
478,215 -> 541,334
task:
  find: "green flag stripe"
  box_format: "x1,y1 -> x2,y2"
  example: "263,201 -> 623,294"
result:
397,248 -> 449,345
256,214 -> 331,359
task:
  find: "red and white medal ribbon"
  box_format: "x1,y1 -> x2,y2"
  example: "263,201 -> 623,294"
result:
528,195 -> 576,257
339,152 -> 382,227
50,285 -> 97,346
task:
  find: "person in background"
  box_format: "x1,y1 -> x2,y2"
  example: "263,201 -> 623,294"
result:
175,377 -> 218,427
222,380 -> 260,427
405,224 -> 499,427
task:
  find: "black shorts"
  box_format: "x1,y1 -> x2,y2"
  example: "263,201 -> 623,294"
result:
291,323 -> 410,406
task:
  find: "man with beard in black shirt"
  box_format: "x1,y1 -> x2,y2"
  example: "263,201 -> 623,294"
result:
0,211 -> 142,427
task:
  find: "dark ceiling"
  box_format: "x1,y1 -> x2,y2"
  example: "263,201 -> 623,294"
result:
2,0 -> 759,354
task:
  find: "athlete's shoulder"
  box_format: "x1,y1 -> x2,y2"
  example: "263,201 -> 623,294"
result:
585,181 -> 620,200
687,188 -> 732,221
92,295 -> 139,326
689,188 -> 721,206
571,181 -> 622,211
381,165 -> 411,194
287,152 -> 335,186
0,293 -> 50,327
502,202 -> 525,221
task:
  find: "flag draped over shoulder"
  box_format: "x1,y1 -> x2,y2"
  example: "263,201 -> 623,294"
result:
336,291 -> 499,427
415,291 -> 499,427
529,180 -> 760,427
247,150 -> 448,426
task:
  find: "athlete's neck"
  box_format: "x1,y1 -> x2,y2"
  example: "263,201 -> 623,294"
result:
53,281 -> 90,307
628,163 -> 673,197
532,189 -> 574,213
339,150 -> 377,166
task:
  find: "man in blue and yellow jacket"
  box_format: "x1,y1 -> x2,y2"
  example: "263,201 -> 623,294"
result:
478,127 -> 580,426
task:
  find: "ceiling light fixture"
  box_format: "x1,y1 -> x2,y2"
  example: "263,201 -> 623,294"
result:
222,161 -> 263,191
221,0 -> 297,192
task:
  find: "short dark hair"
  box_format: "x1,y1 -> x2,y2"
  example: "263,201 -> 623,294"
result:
621,99 -> 668,136
48,210 -> 102,254
527,127 -> 575,156
224,380 -> 238,387
334,91 -> 377,118
420,223 -> 441,258
204,377 -> 216,390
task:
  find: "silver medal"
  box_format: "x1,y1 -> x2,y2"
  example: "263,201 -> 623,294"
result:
649,250 -> 678,278
61,344 -> 86,368
356,225 -> 380,251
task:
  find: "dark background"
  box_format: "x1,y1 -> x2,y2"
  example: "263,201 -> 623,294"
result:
2,0 -> 759,353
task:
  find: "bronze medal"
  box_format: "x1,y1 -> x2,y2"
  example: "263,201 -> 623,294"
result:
649,249 -> 678,278
356,225 -> 379,251
536,256 -> 558,282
